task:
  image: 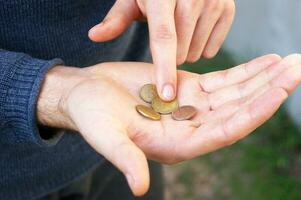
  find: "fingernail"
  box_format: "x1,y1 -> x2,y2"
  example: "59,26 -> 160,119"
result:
126,174 -> 135,190
162,84 -> 175,101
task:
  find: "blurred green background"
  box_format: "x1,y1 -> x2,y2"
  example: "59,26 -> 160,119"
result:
163,50 -> 301,200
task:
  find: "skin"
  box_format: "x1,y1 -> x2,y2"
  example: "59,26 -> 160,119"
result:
88,0 -> 236,101
37,54 -> 301,196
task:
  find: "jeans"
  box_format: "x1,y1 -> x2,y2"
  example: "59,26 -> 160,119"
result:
38,161 -> 164,200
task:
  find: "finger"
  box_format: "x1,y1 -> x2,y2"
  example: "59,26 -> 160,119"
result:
199,54 -> 282,92
208,54 -> 301,108
81,123 -> 150,196
146,0 -> 177,101
88,0 -> 141,42
201,83 -> 279,124
175,0 -> 204,65
182,88 -> 288,159
198,54 -> 301,146
202,0 -> 235,58
187,0 -> 223,62
270,57 -> 301,94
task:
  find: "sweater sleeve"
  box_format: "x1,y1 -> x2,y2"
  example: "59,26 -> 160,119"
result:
0,49 -> 65,147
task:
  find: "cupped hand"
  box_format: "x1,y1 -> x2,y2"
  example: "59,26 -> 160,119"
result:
88,0 -> 235,101
39,54 -> 301,196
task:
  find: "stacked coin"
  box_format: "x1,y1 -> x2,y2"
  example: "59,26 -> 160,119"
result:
136,84 -> 197,121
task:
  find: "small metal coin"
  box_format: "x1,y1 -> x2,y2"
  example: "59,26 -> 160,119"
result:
172,105 -> 197,121
151,96 -> 179,114
136,105 -> 161,120
139,84 -> 157,103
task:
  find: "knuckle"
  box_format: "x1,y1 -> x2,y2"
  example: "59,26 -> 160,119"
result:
223,0 -> 236,18
182,0 -> 202,13
153,24 -> 176,42
205,0 -> 222,12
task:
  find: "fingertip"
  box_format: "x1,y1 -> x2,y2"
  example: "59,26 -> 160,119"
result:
186,54 -> 200,63
267,53 -> 282,61
88,23 -> 105,42
154,64 -> 177,101
128,175 -> 150,197
125,160 -> 150,197
126,173 -> 149,197
202,48 -> 218,59
160,83 -> 176,101
124,148 -> 150,197
261,54 -> 282,64
176,54 -> 186,65
250,54 -> 282,67
88,18 -> 129,42
276,88 -> 289,101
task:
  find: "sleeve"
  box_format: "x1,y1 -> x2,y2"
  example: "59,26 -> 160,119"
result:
0,49 -> 65,147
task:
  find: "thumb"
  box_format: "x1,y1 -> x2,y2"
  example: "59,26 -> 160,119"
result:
88,0 -> 141,42
81,124 -> 150,196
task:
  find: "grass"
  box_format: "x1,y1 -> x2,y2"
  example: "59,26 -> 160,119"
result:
164,51 -> 301,200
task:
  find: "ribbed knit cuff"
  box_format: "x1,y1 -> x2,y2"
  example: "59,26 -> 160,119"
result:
0,50 -> 64,146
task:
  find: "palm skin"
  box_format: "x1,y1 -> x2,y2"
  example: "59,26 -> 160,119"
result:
62,54 -> 301,196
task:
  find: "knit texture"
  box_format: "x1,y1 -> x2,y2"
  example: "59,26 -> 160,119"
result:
0,0 -> 150,199
0,50 -> 64,146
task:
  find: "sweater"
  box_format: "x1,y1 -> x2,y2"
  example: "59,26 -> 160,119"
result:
0,0 -> 150,199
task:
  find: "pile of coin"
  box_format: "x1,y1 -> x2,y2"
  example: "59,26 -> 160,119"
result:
135,84 -> 197,121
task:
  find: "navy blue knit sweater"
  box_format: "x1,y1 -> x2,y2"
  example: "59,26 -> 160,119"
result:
0,1 -> 150,199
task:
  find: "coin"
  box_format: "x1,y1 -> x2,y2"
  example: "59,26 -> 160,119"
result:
136,105 -> 161,120
172,105 -> 197,121
151,96 -> 179,114
139,84 -> 157,103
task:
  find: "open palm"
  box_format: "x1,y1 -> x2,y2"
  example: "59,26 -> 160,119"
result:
66,54 -> 301,196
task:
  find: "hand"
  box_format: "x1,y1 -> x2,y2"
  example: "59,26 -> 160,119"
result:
88,0 -> 235,101
37,54 -> 301,196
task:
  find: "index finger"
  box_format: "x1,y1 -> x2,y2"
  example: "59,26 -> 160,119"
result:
199,54 -> 282,92
146,0 -> 177,101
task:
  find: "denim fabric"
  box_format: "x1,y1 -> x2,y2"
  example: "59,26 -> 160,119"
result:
39,161 -> 164,200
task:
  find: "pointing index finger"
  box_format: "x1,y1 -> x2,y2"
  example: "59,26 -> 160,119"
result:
146,0 -> 177,101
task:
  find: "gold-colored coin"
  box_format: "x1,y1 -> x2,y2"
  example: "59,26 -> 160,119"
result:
136,105 -> 161,120
151,96 -> 179,114
139,84 -> 157,103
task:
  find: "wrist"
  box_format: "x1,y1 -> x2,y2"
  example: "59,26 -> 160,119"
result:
37,65 -> 89,130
